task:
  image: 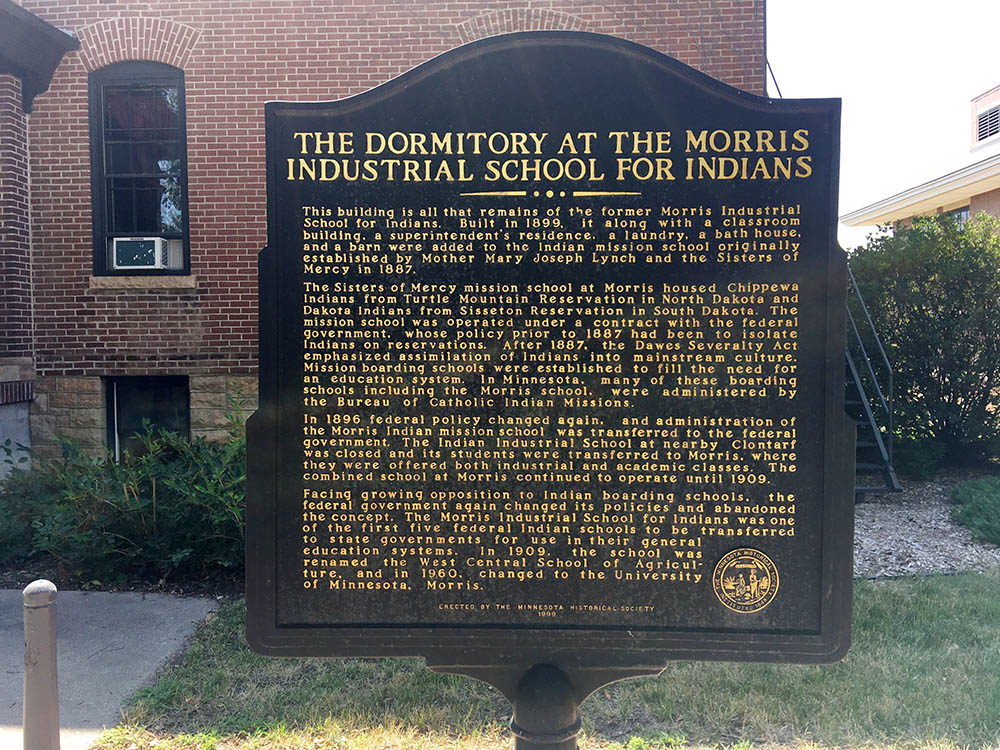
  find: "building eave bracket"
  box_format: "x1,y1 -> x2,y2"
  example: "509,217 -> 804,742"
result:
0,0 -> 80,112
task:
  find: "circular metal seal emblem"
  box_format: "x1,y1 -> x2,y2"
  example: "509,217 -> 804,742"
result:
712,548 -> 779,613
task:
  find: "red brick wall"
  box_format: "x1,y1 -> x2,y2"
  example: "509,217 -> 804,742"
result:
0,75 -> 32,362
971,187 -> 1000,217
22,0 -> 766,379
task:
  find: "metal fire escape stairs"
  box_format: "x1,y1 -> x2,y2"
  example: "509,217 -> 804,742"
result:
845,265 -> 902,501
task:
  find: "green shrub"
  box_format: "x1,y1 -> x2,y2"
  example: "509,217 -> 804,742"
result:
0,442 -> 55,565
0,410 -> 246,583
1,449 -> 83,571
849,213 -> 1000,464
951,475 -> 1000,545
891,437 -> 949,480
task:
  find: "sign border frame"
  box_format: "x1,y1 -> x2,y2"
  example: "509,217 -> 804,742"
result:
246,30 -> 854,666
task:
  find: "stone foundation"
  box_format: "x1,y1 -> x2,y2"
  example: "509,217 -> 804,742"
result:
30,376 -> 106,459
189,374 -> 258,442
30,374 -> 259,458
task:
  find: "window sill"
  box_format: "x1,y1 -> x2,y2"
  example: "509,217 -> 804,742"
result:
89,275 -> 197,291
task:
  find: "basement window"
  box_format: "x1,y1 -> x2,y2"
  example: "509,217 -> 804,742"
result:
106,376 -> 189,459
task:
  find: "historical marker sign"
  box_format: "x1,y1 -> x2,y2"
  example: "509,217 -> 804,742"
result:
247,32 -> 854,668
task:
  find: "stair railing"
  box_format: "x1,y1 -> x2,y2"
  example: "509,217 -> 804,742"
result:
846,263 -> 897,473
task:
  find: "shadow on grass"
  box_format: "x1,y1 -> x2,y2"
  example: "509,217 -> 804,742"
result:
128,604 -> 510,737
122,571 -> 1000,749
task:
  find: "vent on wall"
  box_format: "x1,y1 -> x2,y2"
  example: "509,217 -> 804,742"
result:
978,105 -> 1000,141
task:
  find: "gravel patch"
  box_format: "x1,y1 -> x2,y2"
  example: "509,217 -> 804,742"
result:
854,473 -> 1000,578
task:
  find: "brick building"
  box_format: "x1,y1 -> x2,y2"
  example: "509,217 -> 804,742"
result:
1,0 -> 766,466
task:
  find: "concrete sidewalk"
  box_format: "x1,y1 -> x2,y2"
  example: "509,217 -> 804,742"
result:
1,588 -> 218,750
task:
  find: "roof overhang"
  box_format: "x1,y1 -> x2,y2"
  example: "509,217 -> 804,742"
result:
0,0 -> 79,113
840,151 -> 1000,226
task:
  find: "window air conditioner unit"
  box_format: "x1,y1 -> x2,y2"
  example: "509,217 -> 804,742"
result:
112,237 -> 169,270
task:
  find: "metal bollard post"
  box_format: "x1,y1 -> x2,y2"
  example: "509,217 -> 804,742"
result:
23,580 -> 59,750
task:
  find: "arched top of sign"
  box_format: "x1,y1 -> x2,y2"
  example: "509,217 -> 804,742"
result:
267,31 -> 836,119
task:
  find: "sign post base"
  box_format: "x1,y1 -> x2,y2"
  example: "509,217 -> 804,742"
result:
430,662 -> 665,750
510,665 -> 579,750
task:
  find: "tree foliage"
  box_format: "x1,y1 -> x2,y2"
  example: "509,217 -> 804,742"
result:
849,213 -> 1000,463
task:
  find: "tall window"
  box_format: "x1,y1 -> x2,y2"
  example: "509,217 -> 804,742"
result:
89,62 -> 189,274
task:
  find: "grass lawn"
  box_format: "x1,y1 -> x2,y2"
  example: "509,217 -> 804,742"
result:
94,571 -> 1000,750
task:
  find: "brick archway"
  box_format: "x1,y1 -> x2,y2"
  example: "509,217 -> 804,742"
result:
76,18 -> 201,72
456,8 -> 599,44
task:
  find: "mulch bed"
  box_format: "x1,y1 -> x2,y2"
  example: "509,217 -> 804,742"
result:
0,560 -> 244,599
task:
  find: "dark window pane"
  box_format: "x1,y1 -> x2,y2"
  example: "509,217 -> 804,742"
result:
102,83 -> 184,233
110,376 -> 189,458
108,177 -> 178,234
103,85 -> 180,132
107,179 -> 136,233
107,142 -> 180,175
106,128 -> 179,143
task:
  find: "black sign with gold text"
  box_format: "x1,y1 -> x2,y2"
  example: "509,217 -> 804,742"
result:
247,32 -> 854,667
